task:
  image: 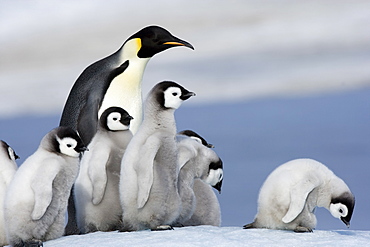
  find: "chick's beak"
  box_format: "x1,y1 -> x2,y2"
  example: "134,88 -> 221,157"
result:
78,146 -> 89,153
180,92 -> 196,101
341,218 -> 350,228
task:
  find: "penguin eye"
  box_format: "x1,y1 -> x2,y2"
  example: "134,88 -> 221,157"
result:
113,118 -> 118,121
67,144 -> 72,148
172,92 -> 178,96
339,209 -> 343,214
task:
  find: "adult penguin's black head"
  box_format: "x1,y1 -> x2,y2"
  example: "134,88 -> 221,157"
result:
127,25 -> 194,58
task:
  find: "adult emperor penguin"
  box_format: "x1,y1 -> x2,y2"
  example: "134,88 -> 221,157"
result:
74,107 -> 133,234
243,158 -> 355,232
0,141 -> 19,246
60,26 -> 193,234
59,25 -> 194,144
4,127 -> 86,247
174,131 -> 223,226
120,81 -> 195,231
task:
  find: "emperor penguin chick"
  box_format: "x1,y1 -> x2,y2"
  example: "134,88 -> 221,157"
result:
120,81 -> 195,231
174,132 -> 223,226
183,179 -> 222,227
178,130 -> 223,192
0,141 -> 19,246
75,107 -> 133,233
243,158 -> 355,232
4,127 -> 86,247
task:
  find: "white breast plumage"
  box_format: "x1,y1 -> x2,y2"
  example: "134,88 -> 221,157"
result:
98,39 -> 150,134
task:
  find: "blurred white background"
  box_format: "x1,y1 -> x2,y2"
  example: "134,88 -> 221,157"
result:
1,0 -> 370,117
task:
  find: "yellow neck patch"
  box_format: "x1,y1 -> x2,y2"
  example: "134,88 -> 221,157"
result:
122,38 -> 142,59
135,38 -> 142,53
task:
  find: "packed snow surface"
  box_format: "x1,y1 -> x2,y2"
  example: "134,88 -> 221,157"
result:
45,226 -> 370,247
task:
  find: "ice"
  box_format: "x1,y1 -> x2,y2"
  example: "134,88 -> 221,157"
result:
43,226 -> 370,247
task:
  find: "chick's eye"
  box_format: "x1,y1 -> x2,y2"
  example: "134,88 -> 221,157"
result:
172,92 -> 178,96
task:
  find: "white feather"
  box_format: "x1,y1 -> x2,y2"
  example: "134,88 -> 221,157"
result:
0,142 -> 18,246
249,158 -> 354,232
4,128 -> 81,245
74,109 -> 132,233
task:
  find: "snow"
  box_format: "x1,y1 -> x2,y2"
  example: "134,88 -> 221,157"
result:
44,226 -> 370,247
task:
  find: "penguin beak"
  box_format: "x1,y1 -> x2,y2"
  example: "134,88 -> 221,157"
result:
163,38 -> 194,50
207,143 -> 215,148
180,92 -> 196,101
121,116 -> 134,126
212,180 -> 223,194
77,146 -> 89,153
14,153 -> 20,160
341,217 -> 350,228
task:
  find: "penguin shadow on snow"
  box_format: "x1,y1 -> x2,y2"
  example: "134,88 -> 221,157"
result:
332,230 -> 357,236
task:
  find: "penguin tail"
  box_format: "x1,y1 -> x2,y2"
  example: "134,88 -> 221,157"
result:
243,222 -> 256,229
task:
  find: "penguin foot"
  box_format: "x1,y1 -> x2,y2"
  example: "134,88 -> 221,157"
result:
119,228 -> 135,232
171,222 -> 184,227
64,223 -> 81,236
243,223 -> 256,229
151,225 -> 174,231
85,223 -> 99,234
24,239 -> 43,247
294,226 -> 313,233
